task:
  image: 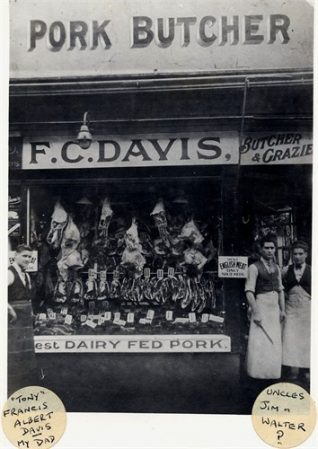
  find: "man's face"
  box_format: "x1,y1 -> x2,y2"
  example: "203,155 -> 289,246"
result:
15,250 -> 32,271
293,248 -> 307,266
261,241 -> 276,261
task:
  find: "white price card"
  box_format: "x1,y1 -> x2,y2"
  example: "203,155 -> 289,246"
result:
209,314 -> 225,323
104,312 -> 112,321
98,315 -> 105,326
88,268 -> 96,280
144,267 -> 151,279
146,309 -> 155,320
80,315 -> 87,323
139,318 -> 147,324
116,319 -> 126,326
64,314 -> 73,325
173,317 -> 189,324
61,307 -> 68,316
201,313 -> 209,323
114,312 -> 121,321
188,312 -> 196,323
127,313 -> 135,324
100,270 -> 107,281
38,313 -> 47,321
166,311 -> 173,321
85,319 -> 97,328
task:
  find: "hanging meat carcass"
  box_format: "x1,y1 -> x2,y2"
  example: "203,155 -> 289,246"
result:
179,219 -> 208,278
150,200 -> 171,247
55,217 -> 83,304
183,247 -> 207,272
121,217 -> 146,278
179,219 -> 204,246
60,216 -> 81,253
98,198 -> 113,247
57,217 -> 82,279
47,201 -> 68,249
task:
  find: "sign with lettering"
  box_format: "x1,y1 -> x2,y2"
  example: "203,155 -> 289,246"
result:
240,132 -> 313,165
10,0 -> 313,79
218,256 -> 248,278
22,132 -> 238,169
34,334 -> 231,353
21,131 -> 313,169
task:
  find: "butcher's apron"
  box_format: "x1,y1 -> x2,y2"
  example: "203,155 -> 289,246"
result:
283,285 -> 311,368
247,291 -> 282,379
8,300 -> 38,392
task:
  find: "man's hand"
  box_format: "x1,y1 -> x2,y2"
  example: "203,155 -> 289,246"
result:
252,306 -> 262,325
247,306 -> 252,321
280,310 -> 286,322
8,304 -> 17,323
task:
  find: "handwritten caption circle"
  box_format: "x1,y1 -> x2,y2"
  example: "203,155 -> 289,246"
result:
252,382 -> 316,448
2,386 -> 66,449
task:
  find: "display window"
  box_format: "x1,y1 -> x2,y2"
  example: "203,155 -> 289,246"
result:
24,177 -> 228,341
8,186 -> 22,242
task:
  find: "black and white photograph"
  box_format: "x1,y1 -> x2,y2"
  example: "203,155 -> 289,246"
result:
1,0 -> 316,446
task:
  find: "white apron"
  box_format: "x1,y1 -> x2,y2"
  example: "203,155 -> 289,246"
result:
247,291 -> 282,379
283,285 -> 311,368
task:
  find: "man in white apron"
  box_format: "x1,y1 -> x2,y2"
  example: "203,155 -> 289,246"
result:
245,235 -> 286,379
282,241 -> 311,382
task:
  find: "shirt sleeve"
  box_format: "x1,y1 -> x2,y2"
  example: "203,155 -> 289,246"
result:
8,270 -> 14,286
245,264 -> 258,293
277,266 -> 284,291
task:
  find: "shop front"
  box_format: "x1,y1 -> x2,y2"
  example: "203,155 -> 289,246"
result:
9,125 -> 243,412
8,0 -> 313,413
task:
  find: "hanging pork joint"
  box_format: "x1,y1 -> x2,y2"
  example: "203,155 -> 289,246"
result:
47,201 -> 68,249
121,217 -> 146,278
150,199 -> 171,247
98,197 -> 113,246
57,217 -> 83,283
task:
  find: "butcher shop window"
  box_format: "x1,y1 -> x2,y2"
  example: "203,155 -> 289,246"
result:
27,177 -> 226,335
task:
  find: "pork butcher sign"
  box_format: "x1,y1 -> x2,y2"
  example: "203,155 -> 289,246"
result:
10,0 -> 313,78
22,132 -> 238,169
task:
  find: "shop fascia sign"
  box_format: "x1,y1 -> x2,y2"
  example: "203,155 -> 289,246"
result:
21,131 -> 312,169
22,132 -> 239,169
10,0 -> 313,78
240,131 -> 312,165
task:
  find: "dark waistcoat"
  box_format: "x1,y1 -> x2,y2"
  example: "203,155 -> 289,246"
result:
254,260 -> 280,294
8,265 -> 31,303
284,264 -> 311,296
